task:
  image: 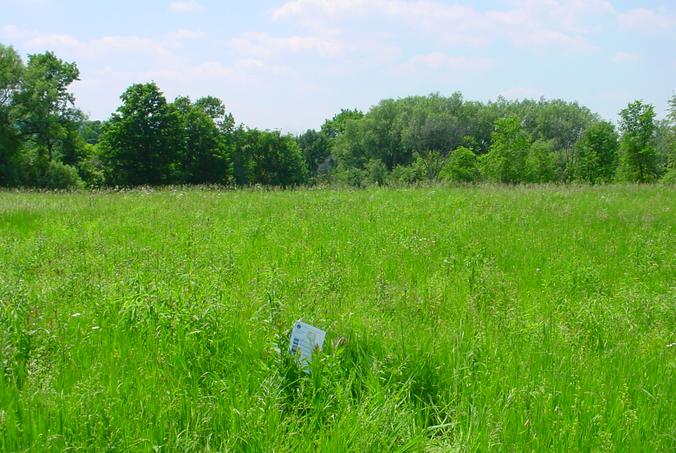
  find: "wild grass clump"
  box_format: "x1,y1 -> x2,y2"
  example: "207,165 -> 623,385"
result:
0,185 -> 674,451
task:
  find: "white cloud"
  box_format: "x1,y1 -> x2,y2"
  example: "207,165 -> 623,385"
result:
230,32 -> 345,59
1,26 -> 178,64
1,24 -> 26,41
272,0 -> 374,20
169,29 -> 207,40
506,0 -> 615,32
404,53 -> 495,72
189,61 -> 233,78
510,29 -> 598,54
271,0 -> 600,53
617,8 -> 674,31
611,51 -> 639,64
143,61 -> 234,82
90,36 -> 173,58
23,33 -> 81,49
273,1 -> 507,47
168,1 -> 202,13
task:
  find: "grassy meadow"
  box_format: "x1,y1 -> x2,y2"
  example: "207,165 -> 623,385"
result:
0,185 -> 674,452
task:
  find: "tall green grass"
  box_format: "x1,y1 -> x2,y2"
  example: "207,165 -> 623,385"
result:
1,185 -> 674,451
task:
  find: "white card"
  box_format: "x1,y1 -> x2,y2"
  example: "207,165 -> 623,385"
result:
288,320 -> 326,370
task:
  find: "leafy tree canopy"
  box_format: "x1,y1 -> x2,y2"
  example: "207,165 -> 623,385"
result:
618,100 -> 658,182
101,82 -> 182,186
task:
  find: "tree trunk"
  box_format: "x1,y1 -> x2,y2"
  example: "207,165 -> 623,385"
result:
47,138 -> 53,162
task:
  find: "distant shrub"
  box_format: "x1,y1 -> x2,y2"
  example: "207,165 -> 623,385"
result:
42,161 -> 84,189
336,168 -> 366,188
526,140 -> 559,183
413,151 -> 446,181
364,159 -> 388,185
389,164 -> 423,184
440,147 -> 480,183
77,146 -> 106,187
660,168 -> 676,184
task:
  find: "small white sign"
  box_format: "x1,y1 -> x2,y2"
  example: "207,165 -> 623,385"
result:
288,320 -> 326,370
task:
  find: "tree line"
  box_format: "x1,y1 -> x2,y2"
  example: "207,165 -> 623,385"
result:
1,43 -> 674,189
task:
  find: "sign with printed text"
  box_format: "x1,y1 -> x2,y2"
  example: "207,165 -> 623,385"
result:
288,321 -> 326,370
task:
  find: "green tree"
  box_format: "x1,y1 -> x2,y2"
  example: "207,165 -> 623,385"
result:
41,160 -> 84,189
572,121 -> 619,183
233,129 -> 308,186
413,150 -> 446,181
101,83 -> 182,186
173,96 -> 232,185
441,146 -> 480,183
13,51 -> 80,163
193,96 -> 225,121
60,119 -> 87,167
364,158 -> 387,185
399,93 -> 466,155
655,95 -> 675,180
479,97 -> 598,180
617,100 -> 658,182
321,109 -> 364,139
522,99 -> 597,174
79,120 -> 103,145
0,44 -> 24,186
332,118 -> 371,170
230,126 -> 252,185
526,140 -> 558,183
655,120 -> 674,174
332,101 -> 403,170
0,44 -> 22,108
480,116 -> 531,183
297,129 -> 331,177
329,94 -> 597,179
389,163 -> 423,184
193,96 -> 235,133
77,143 -> 106,187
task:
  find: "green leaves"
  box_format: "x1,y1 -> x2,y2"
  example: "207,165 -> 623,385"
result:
233,129 -> 309,186
441,147 -> 480,183
14,51 -> 80,161
481,116 -> 531,183
0,45 -> 23,110
618,100 -> 658,183
175,96 -> 233,185
526,140 -> 558,183
0,45 -> 24,185
101,83 -> 183,186
572,121 -> 619,184
297,129 -> 331,178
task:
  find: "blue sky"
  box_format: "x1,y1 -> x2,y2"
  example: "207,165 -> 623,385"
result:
1,0 -> 674,132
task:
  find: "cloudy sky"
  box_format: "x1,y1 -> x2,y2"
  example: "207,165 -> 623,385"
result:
2,0 -> 674,132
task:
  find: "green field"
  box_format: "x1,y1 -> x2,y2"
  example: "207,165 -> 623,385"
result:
1,186 -> 674,452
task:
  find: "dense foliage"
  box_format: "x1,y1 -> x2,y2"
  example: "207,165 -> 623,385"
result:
1,43 -> 674,188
